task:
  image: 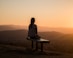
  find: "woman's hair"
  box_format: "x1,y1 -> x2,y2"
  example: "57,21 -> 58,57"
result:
31,17 -> 35,24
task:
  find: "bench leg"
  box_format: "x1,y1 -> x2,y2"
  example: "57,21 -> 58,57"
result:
31,41 -> 34,49
41,43 -> 43,52
36,42 -> 38,51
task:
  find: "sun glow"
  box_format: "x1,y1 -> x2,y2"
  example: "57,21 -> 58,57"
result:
0,0 -> 73,28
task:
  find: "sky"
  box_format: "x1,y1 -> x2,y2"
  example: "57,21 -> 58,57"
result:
0,0 -> 73,27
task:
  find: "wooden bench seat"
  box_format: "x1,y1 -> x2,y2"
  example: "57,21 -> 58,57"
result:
27,37 -> 50,52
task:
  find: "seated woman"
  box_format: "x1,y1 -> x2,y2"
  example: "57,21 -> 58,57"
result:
28,17 -> 40,39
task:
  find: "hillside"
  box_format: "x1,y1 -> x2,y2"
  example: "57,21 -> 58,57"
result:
0,30 -> 73,53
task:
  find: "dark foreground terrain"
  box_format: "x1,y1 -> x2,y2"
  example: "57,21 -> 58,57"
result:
0,44 -> 73,58
0,27 -> 73,58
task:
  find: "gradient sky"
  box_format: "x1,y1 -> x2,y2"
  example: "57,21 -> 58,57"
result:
0,0 -> 73,27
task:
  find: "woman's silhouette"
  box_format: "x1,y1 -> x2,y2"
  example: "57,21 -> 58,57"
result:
28,17 -> 40,39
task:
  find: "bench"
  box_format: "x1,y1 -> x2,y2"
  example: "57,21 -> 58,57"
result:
27,37 -> 50,52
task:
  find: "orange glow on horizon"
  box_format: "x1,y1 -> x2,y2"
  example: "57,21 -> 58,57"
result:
0,0 -> 73,28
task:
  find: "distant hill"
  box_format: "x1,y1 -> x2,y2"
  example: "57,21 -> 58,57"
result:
0,25 -> 73,34
0,25 -> 25,31
38,26 -> 73,34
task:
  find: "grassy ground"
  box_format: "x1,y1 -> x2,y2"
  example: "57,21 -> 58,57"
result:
0,44 -> 73,58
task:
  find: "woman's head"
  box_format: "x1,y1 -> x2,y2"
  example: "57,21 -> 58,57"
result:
31,17 -> 35,24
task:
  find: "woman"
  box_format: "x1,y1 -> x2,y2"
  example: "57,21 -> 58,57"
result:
28,17 -> 40,39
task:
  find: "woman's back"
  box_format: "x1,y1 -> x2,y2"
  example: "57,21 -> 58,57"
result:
28,17 -> 40,39
28,24 -> 37,37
